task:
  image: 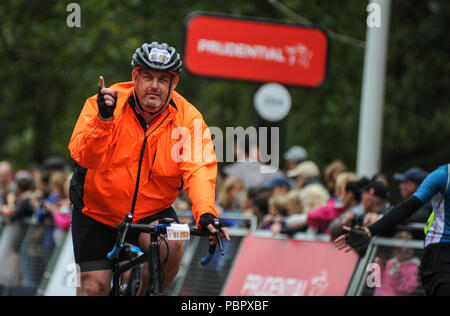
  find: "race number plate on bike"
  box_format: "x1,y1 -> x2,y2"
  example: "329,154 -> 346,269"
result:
167,224 -> 190,241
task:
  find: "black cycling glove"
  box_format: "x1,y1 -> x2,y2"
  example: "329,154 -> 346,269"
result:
198,213 -> 224,233
345,227 -> 371,257
97,87 -> 117,119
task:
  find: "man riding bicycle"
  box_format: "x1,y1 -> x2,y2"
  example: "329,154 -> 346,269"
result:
68,42 -> 230,296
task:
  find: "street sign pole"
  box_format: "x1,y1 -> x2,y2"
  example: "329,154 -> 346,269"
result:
356,0 -> 392,178
254,83 -> 292,170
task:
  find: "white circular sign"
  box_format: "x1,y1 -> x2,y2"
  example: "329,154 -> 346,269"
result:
254,83 -> 292,122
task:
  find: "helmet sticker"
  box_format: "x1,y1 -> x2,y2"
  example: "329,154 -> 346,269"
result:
149,48 -> 172,65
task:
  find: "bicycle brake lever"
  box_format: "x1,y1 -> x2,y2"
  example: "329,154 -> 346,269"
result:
108,214 -> 133,261
116,213 -> 133,249
212,219 -> 225,256
215,231 -> 224,256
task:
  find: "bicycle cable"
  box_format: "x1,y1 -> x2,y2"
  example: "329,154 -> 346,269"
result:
156,235 -> 170,288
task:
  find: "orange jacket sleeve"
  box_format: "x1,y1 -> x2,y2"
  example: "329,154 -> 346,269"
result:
178,115 -> 218,226
68,95 -> 114,169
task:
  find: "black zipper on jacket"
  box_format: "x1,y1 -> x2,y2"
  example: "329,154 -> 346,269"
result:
129,135 -> 148,216
129,111 -> 171,216
148,146 -> 157,181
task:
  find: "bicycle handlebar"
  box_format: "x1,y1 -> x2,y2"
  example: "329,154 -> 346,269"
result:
107,214 -> 225,265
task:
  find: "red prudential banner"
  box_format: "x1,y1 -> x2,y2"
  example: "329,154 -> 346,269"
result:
222,233 -> 359,296
184,13 -> 329,88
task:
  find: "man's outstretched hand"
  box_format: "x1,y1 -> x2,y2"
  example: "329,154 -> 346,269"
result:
97,76 -> 118,119
335,226 -> 372,256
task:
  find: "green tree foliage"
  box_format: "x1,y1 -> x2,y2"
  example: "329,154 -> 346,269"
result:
0,0 -> 448,181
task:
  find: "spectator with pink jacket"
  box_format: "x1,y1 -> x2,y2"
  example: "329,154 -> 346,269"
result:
374,231 -> 420,296
42,171 -> 72,245
286,172 -> 357,234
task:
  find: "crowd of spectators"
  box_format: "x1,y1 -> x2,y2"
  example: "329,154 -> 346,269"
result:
186,144 -> 432,244
0,157 -> 72,294
203,144 -> 430,296
0,148 -> 433,248
0,157 -> 72,237
0,147 -> 433,296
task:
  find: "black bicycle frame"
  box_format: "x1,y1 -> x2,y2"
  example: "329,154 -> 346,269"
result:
108,215 -> 223,296
148,228 -> 163,295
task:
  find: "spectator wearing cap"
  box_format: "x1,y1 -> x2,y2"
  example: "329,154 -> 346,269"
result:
393,167 -> 432,225
284,146 -> 307,170
9,170 -> 37,223
372,173 -> 390,190
287,160 -> 321,190
42,156 -> 68,172
354,181 -> 391,229
263,177 -> 293,196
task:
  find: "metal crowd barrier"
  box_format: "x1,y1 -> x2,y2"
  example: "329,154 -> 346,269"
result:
1,210 -> 425,296
0,219 -> 68,296
0,216 -> 6,235
166,222 -> 428,296
346,223 -> 427,296
346,236 -> 425,296
164,213 -> 257,296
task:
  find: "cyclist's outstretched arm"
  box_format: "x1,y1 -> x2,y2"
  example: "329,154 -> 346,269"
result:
369,164 -> 448,236
335,196 -> 423,253
367,196 -> 424,236
336,165 -> 448,252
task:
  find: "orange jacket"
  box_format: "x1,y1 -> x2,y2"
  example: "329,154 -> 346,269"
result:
68,81 -> 218,227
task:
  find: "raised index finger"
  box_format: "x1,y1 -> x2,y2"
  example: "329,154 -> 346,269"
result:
98,76 -> 105,89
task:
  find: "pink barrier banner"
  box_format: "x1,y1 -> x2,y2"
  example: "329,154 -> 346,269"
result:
222,233 -> 359,296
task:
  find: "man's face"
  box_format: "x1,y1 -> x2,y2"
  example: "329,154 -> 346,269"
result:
132,69 -> 178,113
399,181 -> 417,198
361,191 -> 374,212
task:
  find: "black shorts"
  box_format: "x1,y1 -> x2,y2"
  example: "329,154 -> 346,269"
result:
71,206 -> 179,272
420,243 -> 450,296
